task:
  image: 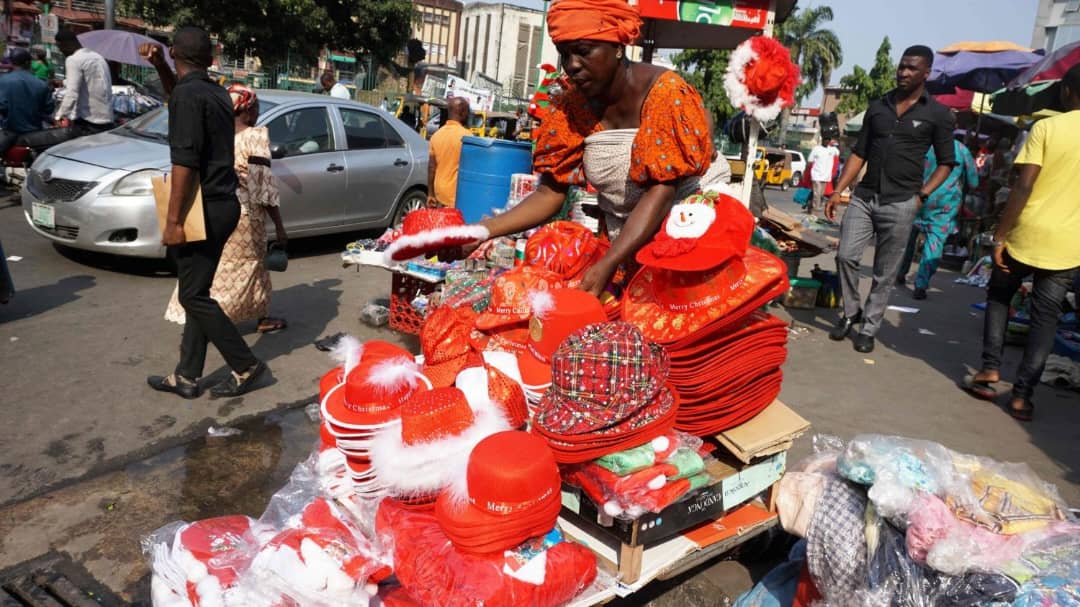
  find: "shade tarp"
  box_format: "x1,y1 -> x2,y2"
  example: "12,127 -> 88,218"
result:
939,41 -> 1034,54
992,80 -> 1063,116
1008,40 -> 1080,87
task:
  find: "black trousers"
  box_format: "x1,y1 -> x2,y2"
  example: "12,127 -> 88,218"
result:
17,120 -> 114,154
170,198 -> 258,379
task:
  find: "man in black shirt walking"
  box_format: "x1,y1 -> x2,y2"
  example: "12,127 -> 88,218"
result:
145,27 -> 266,398
825,46 -> 956,353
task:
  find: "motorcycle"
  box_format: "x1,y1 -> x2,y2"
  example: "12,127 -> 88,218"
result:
2,143 -> 33,188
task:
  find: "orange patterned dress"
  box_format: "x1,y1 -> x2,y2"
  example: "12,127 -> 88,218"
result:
533,70 -> 715,238
165,127 -> 280,325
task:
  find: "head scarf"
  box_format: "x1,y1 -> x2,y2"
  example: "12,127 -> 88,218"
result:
547,0 -> 641,46
227,83 -> 257,114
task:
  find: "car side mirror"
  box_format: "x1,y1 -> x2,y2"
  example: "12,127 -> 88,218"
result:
270,144 -> 286,160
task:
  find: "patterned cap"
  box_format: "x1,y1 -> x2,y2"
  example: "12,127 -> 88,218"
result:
536,321 -> 669,435
475,266 -> 566,330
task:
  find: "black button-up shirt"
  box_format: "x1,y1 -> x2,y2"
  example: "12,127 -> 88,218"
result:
853,90 -> 956,203
168,71 -> 238,202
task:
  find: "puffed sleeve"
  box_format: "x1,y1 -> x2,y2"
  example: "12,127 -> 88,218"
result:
531,88 -> 597,187
630,72 -> 714,185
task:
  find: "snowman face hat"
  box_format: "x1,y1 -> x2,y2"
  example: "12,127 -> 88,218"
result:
636,191 -> 755,273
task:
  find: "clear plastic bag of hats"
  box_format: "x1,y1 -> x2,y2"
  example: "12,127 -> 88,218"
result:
562,431 -> 715,520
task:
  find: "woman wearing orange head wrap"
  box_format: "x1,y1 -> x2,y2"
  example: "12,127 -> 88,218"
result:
474,0 -> 724,297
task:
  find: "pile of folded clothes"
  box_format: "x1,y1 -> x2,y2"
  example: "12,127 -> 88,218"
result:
564,432 -> 713,518
622,190 -> 790,436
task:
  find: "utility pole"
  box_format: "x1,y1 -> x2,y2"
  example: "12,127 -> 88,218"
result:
104,0 -> 115,29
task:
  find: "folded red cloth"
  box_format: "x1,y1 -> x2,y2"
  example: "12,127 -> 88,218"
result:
585,462 -> 678,495
376,500 -> 598,607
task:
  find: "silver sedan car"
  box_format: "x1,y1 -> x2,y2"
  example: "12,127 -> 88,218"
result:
22,91 -> 429,259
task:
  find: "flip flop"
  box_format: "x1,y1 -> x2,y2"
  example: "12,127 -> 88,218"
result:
257,317 -> 288,333
1008,399 -> 1034,422
961,374 -> 998,400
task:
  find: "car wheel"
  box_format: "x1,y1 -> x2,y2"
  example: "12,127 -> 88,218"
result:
391,189 -> 426,228
781,181 -> 789,191
791,172 -> 802,187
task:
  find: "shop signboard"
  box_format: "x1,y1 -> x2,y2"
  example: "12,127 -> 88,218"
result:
636,0 -> 772,30
445,75 -> 494,111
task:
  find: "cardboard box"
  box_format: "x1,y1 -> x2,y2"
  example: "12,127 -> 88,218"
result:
560,452 -> 785,549
559,502 -> 778,589
715,400 -> 811,464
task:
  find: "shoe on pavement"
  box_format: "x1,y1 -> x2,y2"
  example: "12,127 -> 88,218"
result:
148,374 -> 200,399
829,313 -> 862,341
211,361 -> 268,397
913,287 -> 927,300
852,333 -> 875,353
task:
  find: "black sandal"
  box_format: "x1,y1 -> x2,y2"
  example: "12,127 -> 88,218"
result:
257,317 -> 287,333
211,361 -> 268,397
1008,399 -> 1035,422
148,374 -> 200,399
961,374 -> 998,401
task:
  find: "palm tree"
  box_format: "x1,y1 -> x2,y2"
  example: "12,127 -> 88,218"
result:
775,6 -> 843,147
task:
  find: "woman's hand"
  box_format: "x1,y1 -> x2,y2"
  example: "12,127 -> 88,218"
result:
275,226 -> 288,247
992,243 -> 1010,273
578,258 -> 616,297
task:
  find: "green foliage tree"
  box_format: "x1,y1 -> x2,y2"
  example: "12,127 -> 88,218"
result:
774,5 -> 842,146
122,0 -> 415,67
671,49 -> 734,128
837,36 -> 896,114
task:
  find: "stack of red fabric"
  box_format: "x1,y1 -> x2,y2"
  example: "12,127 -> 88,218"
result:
621,191 -> 790,436
532,322 -> 679,463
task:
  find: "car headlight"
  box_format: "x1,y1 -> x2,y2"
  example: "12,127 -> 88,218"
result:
111,169 -> 160,196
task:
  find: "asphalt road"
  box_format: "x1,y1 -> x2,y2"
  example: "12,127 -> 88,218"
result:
0,184 -> 1077,603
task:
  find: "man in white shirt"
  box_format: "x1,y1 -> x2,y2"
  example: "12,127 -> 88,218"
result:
806,139 -> 839,214
320,71 -> 350,100
21,29 -> 113,152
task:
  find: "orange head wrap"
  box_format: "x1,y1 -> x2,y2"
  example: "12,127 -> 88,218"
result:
547,0 -> 642,46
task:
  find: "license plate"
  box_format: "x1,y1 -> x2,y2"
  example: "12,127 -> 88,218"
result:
31,202 -> 55,229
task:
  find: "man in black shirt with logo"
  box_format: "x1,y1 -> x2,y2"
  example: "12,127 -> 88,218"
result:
825,46 -> 956,353
145,27 -> 266,398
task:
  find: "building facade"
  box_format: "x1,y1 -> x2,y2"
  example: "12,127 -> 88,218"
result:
459,2 -> 558,99
414,0 -> 464,68
1031,0 -> 1080,51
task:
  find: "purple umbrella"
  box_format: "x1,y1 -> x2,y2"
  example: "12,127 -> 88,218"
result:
928,50 -> 1043,94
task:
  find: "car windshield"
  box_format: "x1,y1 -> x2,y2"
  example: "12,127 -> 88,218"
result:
120,99 -> 279,141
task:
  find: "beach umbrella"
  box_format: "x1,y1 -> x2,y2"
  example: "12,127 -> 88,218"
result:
1009,40 -> 1080,86
928,50 -> 1043,94
77,30 -> 175,69
991,40 -> 1080,115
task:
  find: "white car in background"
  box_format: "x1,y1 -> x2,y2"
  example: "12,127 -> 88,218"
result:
787,150 -> 806,187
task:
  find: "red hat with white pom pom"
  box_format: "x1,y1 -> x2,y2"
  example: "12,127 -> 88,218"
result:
724,36 -> 801,123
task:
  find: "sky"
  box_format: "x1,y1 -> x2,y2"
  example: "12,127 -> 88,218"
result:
474,0 -> 1041,104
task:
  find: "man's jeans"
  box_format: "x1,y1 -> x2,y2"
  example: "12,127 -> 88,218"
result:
981,250 -> 1077,400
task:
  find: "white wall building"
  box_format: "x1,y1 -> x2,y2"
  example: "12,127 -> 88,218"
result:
459,2 -> 559,99
1032,0 -> 1080,51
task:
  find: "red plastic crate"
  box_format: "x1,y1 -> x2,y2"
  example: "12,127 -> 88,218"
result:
389,272 -> 437,335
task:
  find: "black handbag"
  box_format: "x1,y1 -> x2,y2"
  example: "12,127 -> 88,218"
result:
266,242 -> 288,272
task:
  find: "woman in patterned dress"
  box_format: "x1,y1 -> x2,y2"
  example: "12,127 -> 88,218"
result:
165,83 -> 288,332
473,0 -> 717,297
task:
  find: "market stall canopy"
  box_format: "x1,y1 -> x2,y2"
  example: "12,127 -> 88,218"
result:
77,30 -> 175,69
636,0 -> 797,50
928,49 -> 1043,94
1009,39 -> 1080,86
938,41 -> 1034,54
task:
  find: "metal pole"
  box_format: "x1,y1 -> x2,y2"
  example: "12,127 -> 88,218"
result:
104,0 -> 115,29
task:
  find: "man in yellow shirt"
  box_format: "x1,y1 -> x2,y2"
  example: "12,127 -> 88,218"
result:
964,64 -> 1080,421
427,97 -> 471,208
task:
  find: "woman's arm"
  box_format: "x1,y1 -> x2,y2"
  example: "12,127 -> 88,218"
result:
578,181 -> 677,296
266,205 -> 287,245
478,173 -> 569,238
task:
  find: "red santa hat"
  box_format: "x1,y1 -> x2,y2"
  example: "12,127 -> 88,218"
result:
636,190 -> 755,272
724,36 -> 801,123
383,208 -> 490,263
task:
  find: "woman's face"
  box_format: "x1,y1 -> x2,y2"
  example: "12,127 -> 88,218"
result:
556,40 -> 621,98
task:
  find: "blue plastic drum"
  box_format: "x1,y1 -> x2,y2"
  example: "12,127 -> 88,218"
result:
454,136 -> 533,223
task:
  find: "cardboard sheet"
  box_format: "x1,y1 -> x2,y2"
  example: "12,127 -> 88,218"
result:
715,400 -> 810,464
